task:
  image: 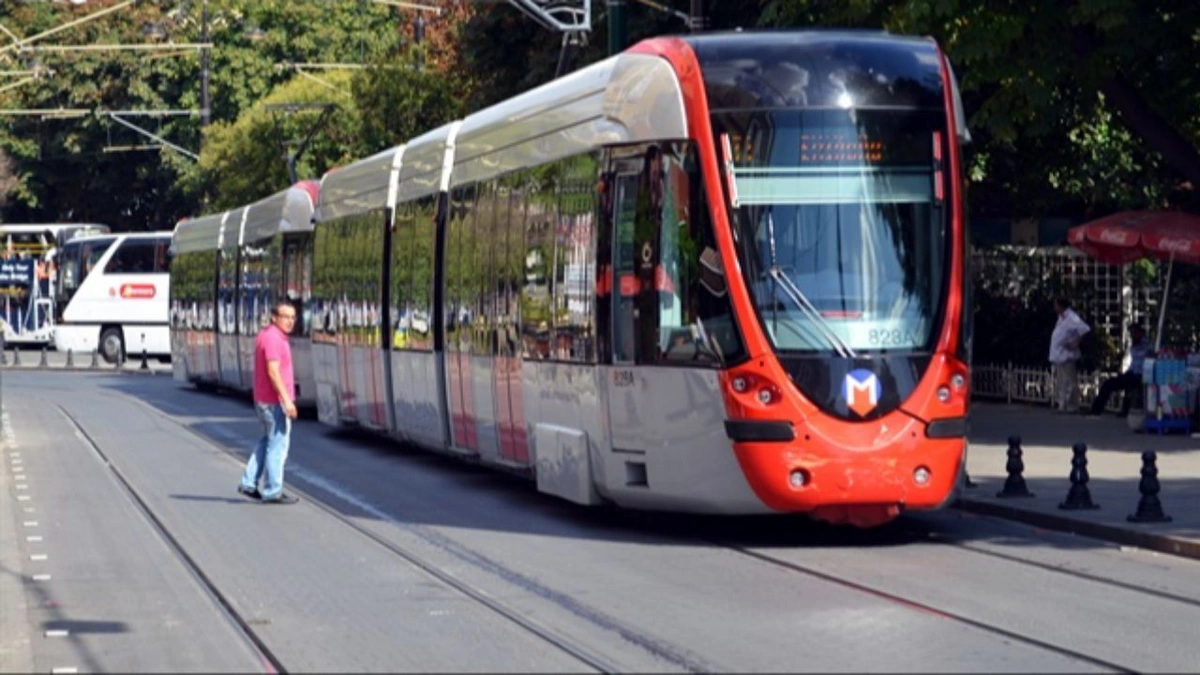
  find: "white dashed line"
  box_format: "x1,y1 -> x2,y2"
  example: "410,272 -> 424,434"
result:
23,521 -> 38,527
22,507 -> 35,513
17,495 -> 30,501
16,484 -> 27,490
26,535 -> 42,542
32,574 -> 51,581
29,554 -> 47,561
51,667 -> 79,674
44,629 -> 70,638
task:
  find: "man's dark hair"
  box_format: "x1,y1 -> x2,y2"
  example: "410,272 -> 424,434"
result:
271,301 -> 296,316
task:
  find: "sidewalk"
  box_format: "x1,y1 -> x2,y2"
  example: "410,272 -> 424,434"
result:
962,401 -> 1200,560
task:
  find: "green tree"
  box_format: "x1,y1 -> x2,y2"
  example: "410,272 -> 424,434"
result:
761,0 -> 1200,216
0,0 -> 412,228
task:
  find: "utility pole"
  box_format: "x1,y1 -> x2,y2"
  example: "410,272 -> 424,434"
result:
200,0 -> 210,128
607,0 -> 626,56
414,12 -> 425,71
689,0 -> 705,32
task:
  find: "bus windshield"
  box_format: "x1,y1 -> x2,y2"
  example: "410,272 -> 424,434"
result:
715,108 -> 949,355
56,237 -> 115,306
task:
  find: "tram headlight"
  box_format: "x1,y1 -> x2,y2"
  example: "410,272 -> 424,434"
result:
731,375 -> 751,393
951,373 -> 966,390
757,387 -> 780,405
937,385 -> 951,403
913,466 -> 932,486
789,469 -> 809,488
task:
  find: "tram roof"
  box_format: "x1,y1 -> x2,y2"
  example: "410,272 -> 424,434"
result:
451,52 -> 687,187
171,211 -> 228,254
317,146 -> 401,222
395,122 -> 458,203
243,180 -> 319,242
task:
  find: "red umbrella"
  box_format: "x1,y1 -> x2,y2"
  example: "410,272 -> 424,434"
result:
1067,210 -> 1200,350
1067,210 -> 1200,265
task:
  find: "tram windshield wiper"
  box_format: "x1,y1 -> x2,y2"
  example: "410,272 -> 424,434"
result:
763,213 -> 857,359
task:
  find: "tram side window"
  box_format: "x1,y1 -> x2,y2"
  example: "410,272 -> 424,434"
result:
645,144 -> 745,365
521,175 -> 554,361
105,239 -> 158,274
391,200 -> 414,350
446,185 -> 476,352
410,195 -> 437,350
551,153 -> 599,362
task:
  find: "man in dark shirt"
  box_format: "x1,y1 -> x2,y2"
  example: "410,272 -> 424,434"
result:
1090,325 -> 1150,417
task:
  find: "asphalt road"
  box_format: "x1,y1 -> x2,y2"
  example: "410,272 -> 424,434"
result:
3,370 -> 1200,673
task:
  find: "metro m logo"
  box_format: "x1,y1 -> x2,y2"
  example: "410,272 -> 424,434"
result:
844,369 -> 882,417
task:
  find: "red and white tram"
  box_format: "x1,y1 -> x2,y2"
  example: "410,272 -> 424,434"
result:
174,31 -> 972,526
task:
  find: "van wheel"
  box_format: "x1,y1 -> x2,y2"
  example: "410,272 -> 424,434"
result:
99,327 -> 124,364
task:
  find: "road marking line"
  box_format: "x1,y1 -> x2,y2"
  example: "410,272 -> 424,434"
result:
16,484 -> 27,490
44,630 -> 69,638
22,521 -> 37,527
29,554 -> 47,561
22,507 -> 35,512
17,495 -> 30,501
32,574 -> 51,581
26,535 -> 42,542
10,458 -> 22,465
51,667 -> 78,674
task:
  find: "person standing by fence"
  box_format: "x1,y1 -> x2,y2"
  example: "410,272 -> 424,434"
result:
1049,297 -> 1090,413
1089,324 -> 1150,417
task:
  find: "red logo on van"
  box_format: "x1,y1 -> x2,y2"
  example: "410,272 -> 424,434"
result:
119,284 -> 156,299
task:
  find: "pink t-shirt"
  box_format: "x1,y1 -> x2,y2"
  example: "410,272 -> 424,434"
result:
253,324 -> 294,404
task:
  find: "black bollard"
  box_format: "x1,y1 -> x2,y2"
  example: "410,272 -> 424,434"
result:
996,436 -> 1034,498
1127,451 -> 1172,523
139,348 -> 149,371
39,346 -> 48,367
12,347 -> 20,367
1059,442 -> 1099,510
89,349 -> 99,368
114,350 -> 123,370
0,345 -> 5,367
65,349 -> 74,368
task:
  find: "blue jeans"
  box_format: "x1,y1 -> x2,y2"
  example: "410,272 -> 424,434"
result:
240,403 -> 291,500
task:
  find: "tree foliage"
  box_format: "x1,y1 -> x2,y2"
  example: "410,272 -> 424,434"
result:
0,0 -> 458,229
761,0 -> 1200,217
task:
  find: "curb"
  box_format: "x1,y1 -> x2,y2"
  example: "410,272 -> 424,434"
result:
955,498 -> 1200,562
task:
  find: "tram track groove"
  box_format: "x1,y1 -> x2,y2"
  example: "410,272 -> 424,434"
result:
70,381 -> 1179,674
54,403 -> 285,674
926,532 -> 1200,611
714,542 -> 1138,674
87,391 -> 721,674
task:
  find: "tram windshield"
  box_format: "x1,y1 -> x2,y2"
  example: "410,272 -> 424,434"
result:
716,108 -> 949,355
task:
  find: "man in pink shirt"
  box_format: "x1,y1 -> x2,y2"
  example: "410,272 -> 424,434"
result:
238,302 -> 300,504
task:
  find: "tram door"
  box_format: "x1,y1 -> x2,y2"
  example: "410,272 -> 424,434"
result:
606,146 -> 663,459
604,144 -> 728,494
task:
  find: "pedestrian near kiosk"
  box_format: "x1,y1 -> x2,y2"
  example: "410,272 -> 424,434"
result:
1090,324 -> 1151,417
1049,297 -> 1090,413
238,301 -> 300,504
